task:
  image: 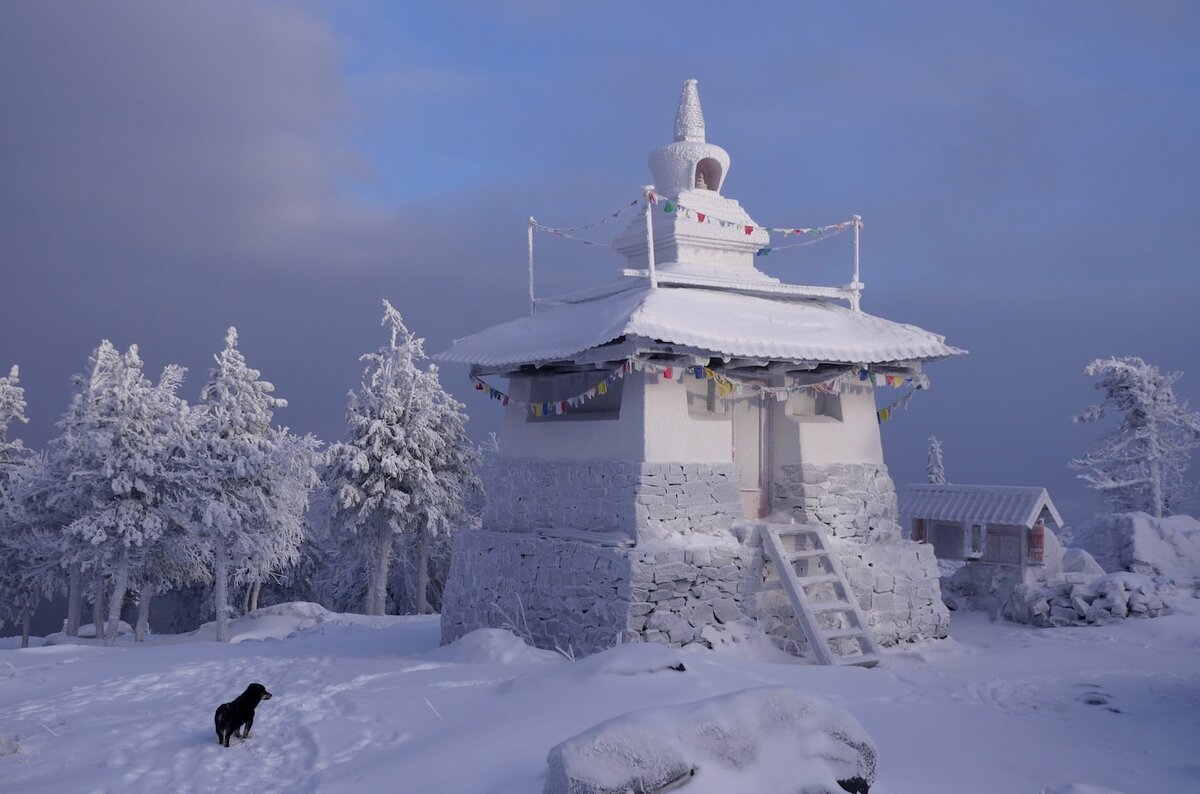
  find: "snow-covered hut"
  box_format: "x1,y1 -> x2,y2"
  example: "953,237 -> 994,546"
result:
900,484 -> 1064,568
437,80 -> 964,663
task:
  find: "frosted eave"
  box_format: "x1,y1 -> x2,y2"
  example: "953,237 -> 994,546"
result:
899,484 -> 1065,529
434,285 -> 965,369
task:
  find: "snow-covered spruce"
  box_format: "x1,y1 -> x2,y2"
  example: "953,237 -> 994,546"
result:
0,364 -> 51,647
323,301 -> 479,616
926,434 -> 946,484
188,328 -> 320,643
1071,356 -> 1200,519
42,343 -> 193,646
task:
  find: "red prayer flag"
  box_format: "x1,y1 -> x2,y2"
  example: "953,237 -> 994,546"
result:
663,366 -> 673,380
745,225 -> 754,235
697,213 -> 706,223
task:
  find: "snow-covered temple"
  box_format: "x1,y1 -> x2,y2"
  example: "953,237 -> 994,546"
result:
437,80 -> 964,664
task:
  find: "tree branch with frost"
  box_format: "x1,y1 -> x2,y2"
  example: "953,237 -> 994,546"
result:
1070,356 -> 1200,517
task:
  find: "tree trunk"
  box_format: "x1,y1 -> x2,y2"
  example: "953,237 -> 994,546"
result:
135,591 -> 151,642
66,563 -> 82,637
213,536 -> 230,643
416,521 -> 431,616
1149,424 -> 1164,519
104,557 -> 129,647
248,578 -> 261,613
21,610 -> 32,649
92,573 -> 106,641
366,523 -> 392,616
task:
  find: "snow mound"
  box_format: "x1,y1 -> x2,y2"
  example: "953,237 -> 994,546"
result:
42,620 -> 135,645
78,620 -> 133,638
1062,547 -> 1105,576
1074,512 -> 1200,581
425,628 -> 563,665
544,686 -> 876,794
189,601 -> 393,644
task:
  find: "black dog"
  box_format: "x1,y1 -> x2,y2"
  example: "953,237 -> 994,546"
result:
214,683 -> 273,747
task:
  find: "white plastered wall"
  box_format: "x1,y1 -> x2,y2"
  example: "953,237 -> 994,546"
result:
768,384 -> 884,474
498,371 -> 733,464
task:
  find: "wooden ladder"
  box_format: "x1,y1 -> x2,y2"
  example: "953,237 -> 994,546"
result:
760,523 -> 881,668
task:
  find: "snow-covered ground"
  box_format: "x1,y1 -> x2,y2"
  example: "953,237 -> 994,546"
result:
2,600 -> 1198,793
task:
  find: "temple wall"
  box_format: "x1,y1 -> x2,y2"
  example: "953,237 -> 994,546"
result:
771,462 -> 902,542
482,458 -> 742,541
441,531 -> 757,655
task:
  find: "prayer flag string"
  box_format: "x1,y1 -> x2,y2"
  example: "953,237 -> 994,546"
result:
530,192 -> 856,255
471,360 -> 924,418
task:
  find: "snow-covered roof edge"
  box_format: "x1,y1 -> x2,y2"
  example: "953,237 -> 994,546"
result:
899,484 -> 1064,529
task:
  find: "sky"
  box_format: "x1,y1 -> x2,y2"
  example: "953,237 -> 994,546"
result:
2,1 -> 1198,525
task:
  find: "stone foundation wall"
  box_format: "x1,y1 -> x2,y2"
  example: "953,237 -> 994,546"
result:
440,530 -> 756,655
771,463 -> 901,542
483,459 -> 741,541
623,543 -> 757,645
837,539 -> 949,644
442,459 -> 949,659
748,533 -> 948,652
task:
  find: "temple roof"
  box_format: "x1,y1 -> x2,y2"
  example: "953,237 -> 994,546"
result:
434,283 -> 964,369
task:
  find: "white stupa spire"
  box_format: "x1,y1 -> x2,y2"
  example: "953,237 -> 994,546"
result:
648,79 -> 730,196
674,79 -> 706,142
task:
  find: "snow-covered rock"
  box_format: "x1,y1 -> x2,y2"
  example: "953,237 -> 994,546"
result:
543,686 -> 876,794
74,620 -> 133,639
1073,512 -> 1200,581
1061,548 -> 1106,577
1007,573 -> 1173,627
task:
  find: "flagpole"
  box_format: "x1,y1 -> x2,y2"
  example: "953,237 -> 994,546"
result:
851,214 -> 862,313
643,185 -> 658,289
527,217 -> 536,315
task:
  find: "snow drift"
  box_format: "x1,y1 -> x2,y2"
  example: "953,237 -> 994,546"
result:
1073,512 -> 1200,582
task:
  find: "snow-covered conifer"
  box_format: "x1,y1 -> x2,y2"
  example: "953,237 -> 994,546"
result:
927,435 -> 947,484
48,343 -> 190,645
0,365 -> 47,645
189,328 -> 319,642
1071,356 -> 1200,518
324,301 -> 479,616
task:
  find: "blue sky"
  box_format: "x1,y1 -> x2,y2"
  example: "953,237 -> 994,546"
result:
2,1 -> 1198,523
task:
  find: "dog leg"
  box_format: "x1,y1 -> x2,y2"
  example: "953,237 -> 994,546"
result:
243,715 -> 253,739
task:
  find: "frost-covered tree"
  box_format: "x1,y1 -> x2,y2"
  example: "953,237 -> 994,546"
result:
48,343 -> 191,645
324,301 -> 479,616
0,365 -> 43,645
926,435 -> 947,484
1071,356 -> 1200,518
189,328 -> 320,642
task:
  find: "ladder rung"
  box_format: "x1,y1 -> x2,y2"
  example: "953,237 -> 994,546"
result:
822,627 -> 867,640
834,653 -> 880,668
771,526 -> 822,538
786,548 -> 828,561
809,601 -> 854,614
798,574 -> 841,587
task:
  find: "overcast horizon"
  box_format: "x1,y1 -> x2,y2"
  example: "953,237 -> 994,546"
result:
3,2 -> 1198,526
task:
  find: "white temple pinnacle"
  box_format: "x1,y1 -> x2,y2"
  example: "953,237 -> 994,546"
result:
674,79 -> 705,142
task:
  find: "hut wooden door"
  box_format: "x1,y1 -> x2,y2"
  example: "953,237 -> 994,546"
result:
732,394 -> 768,518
